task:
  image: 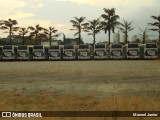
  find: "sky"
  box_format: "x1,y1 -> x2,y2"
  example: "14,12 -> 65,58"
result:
0,0 -> 160,43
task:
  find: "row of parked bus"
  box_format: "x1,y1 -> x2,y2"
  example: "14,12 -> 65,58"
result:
0,43 -> 159,61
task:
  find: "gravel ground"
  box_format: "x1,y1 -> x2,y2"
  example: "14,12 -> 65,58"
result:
0,60 -> 160,97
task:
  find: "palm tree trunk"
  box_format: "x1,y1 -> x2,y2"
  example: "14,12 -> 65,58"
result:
125,33 -> 128,44
23,33 -> 24,45
79,30 -> 81,45
63,34 -> 66,45
49,32 -> 52,46
36,34 -> 38,45
9,27 -> 12,45
93,33 -> 96,45
108,30 -> 111,45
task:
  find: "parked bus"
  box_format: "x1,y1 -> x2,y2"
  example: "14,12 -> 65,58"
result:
63,45 -> 77,60
78,44 -> 93,60
49,45 -> 63,60
0,46 -> 2,60
94,44 -> 109,59
2,45 -> 17,60
33,45 -> 49,60
17,45 -> 33,60
123,43 -> 140,59
110,43 -> 123,59
140,43 -> 158,59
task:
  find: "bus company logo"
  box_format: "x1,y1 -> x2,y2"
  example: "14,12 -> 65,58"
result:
2,112 -> 12,117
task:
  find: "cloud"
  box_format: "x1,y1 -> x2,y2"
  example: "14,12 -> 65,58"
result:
8,12 -> 34,19
31,3 -> 44,8
0,0 -> 26,18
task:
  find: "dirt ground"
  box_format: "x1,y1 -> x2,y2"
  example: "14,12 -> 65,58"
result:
0,60 -> 160,120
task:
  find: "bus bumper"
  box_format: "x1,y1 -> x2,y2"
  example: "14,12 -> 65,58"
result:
110,56 -> 123,59
49,57 -> 61,60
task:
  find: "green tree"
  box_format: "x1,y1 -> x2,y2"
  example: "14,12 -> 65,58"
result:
0,18 -> 19,45
18,27 -> 29,45
148,15 -> 160,44
70,17 -> 88,45
118,19 -> 134,44
101,8 -> 120,45
85,18 -> 102,45
28,24 -> 46,45
139,27 -> 149,44
44,26 -> 58,45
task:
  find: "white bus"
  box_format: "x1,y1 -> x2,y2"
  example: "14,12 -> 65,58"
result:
0,46 -> 2,60
63,45 -> 77,60
3,45 -> 17,60
123,43 -> 140,59
49,45 -> 63,60
140,43 -> 158,59
17,45 -> 33,60
78,44 -> 93,60
94,44 -> 109,59
109,44 -> 123,59
33,45 -> 49,60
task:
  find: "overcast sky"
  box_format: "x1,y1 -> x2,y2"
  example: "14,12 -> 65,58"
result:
0,0 -> 160,43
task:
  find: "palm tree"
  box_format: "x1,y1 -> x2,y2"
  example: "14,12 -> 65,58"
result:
70,16 -> 88,45
139,27 -> 149,44
44,26 -> 58,45
118,19 -> 134,44
148,15 -> 160,44
28,24 -> 46,45
18,27 -> 29,45
85,19 -> 102,45
0,18 -> 19,44
101,8 -> 120,45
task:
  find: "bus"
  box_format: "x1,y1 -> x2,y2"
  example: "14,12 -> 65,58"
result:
63,45 -> 77,60
17,45 -> 33,60
94,44 -> 109,59
78,44 -> 93,60
109,44 -> 123,59
123,43 -> 140,59
140,43 -> 158,59
49,45 -> 63,60
0,46 -> 2,60
2,45 -> 17,60
33,45 -> 49,60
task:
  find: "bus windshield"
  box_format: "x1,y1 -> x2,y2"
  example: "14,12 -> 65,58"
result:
50,46 -> 59,49
128,44 -> 139,48
95,44 -> 105,49
34,45 -> 43,49
79,45 -> 89,49
3,46 -> 12,50
64,45 -> 74,49
146,44 -> 157,48
111,44 -> 122,48
18,45 -> 27,50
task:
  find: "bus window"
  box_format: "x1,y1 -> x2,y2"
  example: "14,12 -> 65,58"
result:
95,45 -> 105,49
64,45 -> 74,49
79,45 -> 89,49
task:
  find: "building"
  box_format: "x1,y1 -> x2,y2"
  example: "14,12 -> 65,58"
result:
113,33 -> 120,43
64,38 -> 84,45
